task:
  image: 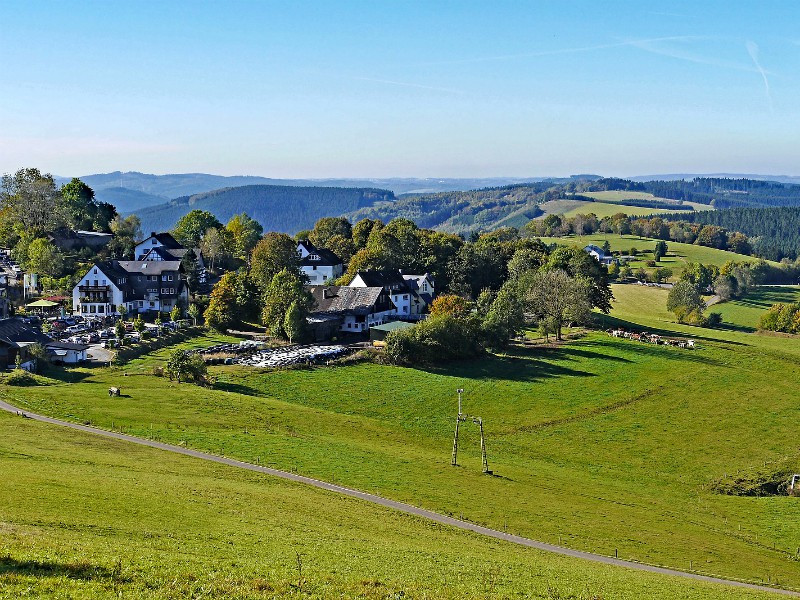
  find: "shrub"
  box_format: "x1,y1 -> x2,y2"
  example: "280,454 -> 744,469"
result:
384,314 -> 484,366
5,369 -> 37,386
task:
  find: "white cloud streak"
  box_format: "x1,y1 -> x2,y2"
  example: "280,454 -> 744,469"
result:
415,36 -> 708,67
745,40 -> 773,111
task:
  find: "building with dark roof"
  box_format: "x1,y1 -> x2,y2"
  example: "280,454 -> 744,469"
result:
307,285 -> 396,335
0,318 -> 52,370
297,240 -> 343,284
350,270 -> 435,319
72,260 -> 188,317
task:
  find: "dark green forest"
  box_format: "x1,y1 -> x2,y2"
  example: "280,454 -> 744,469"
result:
654,206 -> 800,260
133,185 -> 395,234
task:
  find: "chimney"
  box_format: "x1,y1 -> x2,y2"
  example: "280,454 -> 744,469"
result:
150,232 -> 156,238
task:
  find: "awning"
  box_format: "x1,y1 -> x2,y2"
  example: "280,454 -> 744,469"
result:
25,299 -> 59,308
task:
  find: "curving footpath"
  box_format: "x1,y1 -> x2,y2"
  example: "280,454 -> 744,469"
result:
1,398 -> 796,597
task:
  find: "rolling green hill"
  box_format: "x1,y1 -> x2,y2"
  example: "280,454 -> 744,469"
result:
8,305 -> 800,590
131,185 -> 394,234
1,409 -> 777,599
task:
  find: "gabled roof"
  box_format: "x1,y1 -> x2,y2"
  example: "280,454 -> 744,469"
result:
307,286 -> 393,315
352,270 -> 408,291
138,246 -> 180,261
584,244 -> 606,256
46,340 -> 89,351
297,240 -> 342,267
90,261 -> 131,283
138,232 -> 184,250
0,318 -> 52,348
117,260 -> 183,275
401,273 -> 434,291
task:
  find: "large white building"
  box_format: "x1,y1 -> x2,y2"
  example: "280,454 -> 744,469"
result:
72,260 -> 188,317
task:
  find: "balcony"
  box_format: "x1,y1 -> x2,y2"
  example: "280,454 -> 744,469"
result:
79,284 -> 111,292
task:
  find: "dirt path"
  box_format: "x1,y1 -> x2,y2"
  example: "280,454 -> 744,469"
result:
1,398 -> 796,597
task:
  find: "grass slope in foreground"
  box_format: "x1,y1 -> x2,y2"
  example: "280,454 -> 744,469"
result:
7,316 -> 800,591
0,412 -> 777,599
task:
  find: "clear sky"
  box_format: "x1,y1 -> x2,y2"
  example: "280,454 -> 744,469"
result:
1,1 -> 799,178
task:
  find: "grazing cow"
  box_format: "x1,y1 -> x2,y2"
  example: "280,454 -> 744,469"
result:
108,387 -> 121,397
686,340 -> 695,349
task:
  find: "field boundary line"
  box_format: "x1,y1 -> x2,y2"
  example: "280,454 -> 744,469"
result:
1,398 -> 797,597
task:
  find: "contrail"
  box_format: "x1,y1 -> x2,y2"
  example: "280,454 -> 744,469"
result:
745,40 -> 773,111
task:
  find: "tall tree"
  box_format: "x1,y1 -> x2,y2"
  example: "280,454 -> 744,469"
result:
204,272 -> 239,331
309,217 -> 352,248
172,210 -> 221,248
225,213 -> 263,261
107,214 -> 142,259
525,269 -> 592,341
262,268 -> 313,339
25,238 -> 64,276
0,168 -> 68,238
250,232 -> 302,293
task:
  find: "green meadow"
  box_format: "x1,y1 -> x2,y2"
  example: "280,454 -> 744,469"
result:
0,410 -> 782,599
4,276 -> 800,593
539,199 -> 675,219
538,233 -> 771,280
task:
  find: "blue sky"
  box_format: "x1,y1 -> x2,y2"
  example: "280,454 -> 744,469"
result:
1,1 -> 798,178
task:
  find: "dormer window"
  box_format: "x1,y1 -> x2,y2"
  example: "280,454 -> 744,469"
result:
309,254 -> 320,260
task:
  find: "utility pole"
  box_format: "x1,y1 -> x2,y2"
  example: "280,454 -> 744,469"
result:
451,388 -> 463,466
450,388 -> 491,474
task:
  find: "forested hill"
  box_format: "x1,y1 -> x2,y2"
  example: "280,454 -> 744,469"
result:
655,206 -> 800,261
344,182 -> 555,233
571,177 -> 800,208
343,176 -> 800,234
132,185 -> 394,234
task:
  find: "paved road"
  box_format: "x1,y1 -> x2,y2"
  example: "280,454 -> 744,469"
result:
1,398 -> 796,597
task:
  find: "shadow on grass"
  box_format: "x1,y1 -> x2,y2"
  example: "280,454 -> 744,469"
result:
0,555 -> 129,582
595,314 -> 750,347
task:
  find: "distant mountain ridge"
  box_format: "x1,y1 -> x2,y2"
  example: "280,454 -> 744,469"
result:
55,171 -> 565,213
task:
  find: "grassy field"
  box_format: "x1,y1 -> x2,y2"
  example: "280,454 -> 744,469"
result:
539,199 -> 675,219
5,299 -> 800,591
711,286 -> 800,332
2,410 -> 785,599
538,233 -> 770,280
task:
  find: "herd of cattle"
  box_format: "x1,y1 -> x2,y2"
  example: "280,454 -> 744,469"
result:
607,328 -> 696,349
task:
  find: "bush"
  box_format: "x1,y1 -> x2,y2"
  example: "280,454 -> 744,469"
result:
704,312 -> 723,326
5,369 -> 37,386
384,314 -> 484,366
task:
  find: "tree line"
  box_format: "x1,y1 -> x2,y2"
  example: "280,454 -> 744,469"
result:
201,215 -> 612,356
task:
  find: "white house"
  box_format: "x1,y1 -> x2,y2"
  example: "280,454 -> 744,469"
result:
73,260 -> 188,317
350,270 -> 434,318
136,232 -> 206,283
307,285 -> 396,335
297,240 -> 343,284
46,341 -> 89,364
584,245 -> 615,266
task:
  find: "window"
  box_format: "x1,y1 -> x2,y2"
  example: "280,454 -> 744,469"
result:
310,254 -> 320,260
93,269 -> 98,274
93,280 -> 98,286
404,294 -> 408,300
138,301 -> 144,307
422,283 -> 428,291
150,301 -> 155,307
89,306 -> 96,313
98,305 -> 104,313
152,238 -> 157,244
312,265 -> 317,270
170,288 -> 175,294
